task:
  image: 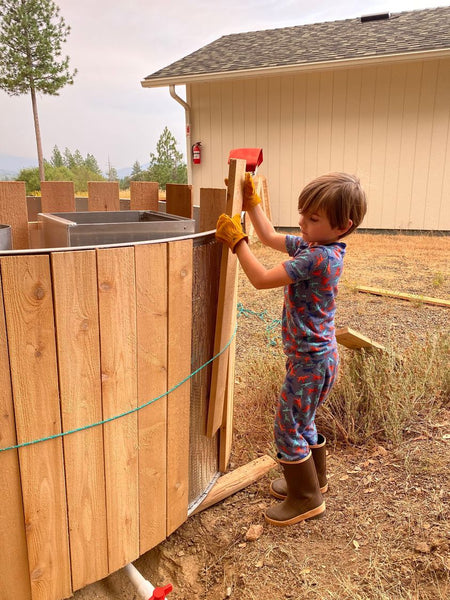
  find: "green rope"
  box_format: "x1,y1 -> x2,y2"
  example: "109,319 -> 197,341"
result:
0,303 -> 283,454
0,321 -> 238,454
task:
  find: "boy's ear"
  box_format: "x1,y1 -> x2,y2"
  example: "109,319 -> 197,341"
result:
338,219 -> 353,236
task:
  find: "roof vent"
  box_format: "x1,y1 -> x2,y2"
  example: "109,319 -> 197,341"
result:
360,12 -> 390,23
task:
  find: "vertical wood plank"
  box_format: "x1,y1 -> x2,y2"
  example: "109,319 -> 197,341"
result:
206,158 -> 245,437
0,181 -> 29,249
97,247 -> 139,572
219,280 -> 238,473
135,243 -> 168,553
88,181 -> 120,211
0,273 -> 32,600
1,254 -> 71,600
130,181 -> 159,211
166,183 -> 193,219
199,188 -> 227,231
40,181 -> 75,213
166,239 -> 193,535
51,250 -> 108,591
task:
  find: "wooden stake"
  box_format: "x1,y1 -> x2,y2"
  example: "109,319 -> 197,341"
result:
356,285 -> 450,308
191,455 -> 277,515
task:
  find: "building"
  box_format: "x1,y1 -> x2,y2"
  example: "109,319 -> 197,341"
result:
142,7 -> 450,231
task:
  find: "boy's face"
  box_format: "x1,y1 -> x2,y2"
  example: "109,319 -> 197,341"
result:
298,209 -> 351,244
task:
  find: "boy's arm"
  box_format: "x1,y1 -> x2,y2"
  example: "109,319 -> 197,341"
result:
235,240 -> 293,289
246,204 -> 287,253
243,173 -> 287,253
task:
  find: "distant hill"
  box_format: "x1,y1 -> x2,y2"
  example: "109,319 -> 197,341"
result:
0,154 -> 150,181
0,154 -> 37,179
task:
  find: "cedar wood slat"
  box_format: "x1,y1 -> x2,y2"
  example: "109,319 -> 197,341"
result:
206,158 -> 245,437
88,181 -> 120,211
135,243 -> 168,552
40,182 -> 75,213
166,239 -> 193,535
0,255 -> 71,600
96,247 -> 139,571
0,273 -> 32,600
51,250 -> 108,590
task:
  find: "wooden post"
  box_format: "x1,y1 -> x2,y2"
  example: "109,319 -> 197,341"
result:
166,183 -> 193,219
88,181 -> 120,211
135,243 -> 168,553
199,188 -> 227,231
40,181 -> 75,213
206,158 -> 245,437
130,181 -> 159,211
0,181 -> 29,249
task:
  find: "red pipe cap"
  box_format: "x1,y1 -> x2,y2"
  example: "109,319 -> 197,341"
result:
150,583 -> 173,600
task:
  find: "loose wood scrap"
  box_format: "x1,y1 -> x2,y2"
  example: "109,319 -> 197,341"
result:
356,285 -> 450,308
191,455 -> 277,515
336,327 -> 386,351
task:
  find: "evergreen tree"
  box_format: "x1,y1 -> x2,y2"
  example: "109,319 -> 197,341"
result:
0,0 -> 77,181
146,127 -> 187,190
50,144 -> 64,167
85,153 -> 101,175
106,159 -> 118,181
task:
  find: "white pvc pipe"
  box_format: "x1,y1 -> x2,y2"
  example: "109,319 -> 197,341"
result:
123,563 -> 155,599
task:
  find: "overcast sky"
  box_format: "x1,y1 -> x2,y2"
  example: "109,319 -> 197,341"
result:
1,0 -> 448,174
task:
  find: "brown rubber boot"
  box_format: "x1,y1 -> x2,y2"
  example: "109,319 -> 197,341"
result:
270,434 -> 328,499
265,452 -> 325,526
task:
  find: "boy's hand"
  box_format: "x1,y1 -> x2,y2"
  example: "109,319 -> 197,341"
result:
243,172 -> 262,211
215,213 -> 248,253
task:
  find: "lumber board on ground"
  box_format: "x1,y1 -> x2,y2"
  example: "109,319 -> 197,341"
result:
130,181 -> 159,211
1,254 -> 71,600
40,181 -> 75,213
166,183 -> 193,219
199,188 -> 227,231
191,455 -> 277,515
135,243 -> 168,553
166,239 -> 193,536
97,247 -> 139,572
88,181 -> 120,211
0,181 -> 29,249
336,326 -> 386,351
51,250 -> 108,591
356,285 -> 450,308
0,276 -> 32,600
206,158 -> 245,437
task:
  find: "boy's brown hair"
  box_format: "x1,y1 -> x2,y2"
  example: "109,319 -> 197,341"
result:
298,172 -> 367,238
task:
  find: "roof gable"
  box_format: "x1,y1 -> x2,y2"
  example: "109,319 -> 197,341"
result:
143,7 -> 450,86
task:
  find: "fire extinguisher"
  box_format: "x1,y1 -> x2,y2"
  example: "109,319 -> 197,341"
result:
192,142 -> 201,164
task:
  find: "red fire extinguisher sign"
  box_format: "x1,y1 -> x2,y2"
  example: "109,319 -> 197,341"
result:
192,142 -> 201,164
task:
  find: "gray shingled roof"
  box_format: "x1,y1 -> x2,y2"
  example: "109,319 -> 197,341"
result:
143,7 -> 450,85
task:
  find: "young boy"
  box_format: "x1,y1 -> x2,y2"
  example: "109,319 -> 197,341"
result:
215,172 -> 367,527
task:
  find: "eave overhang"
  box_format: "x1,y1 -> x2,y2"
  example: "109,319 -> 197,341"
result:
141,48 -> 450,89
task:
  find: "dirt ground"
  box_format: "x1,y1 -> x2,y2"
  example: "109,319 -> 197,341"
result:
74,232 -> 449,600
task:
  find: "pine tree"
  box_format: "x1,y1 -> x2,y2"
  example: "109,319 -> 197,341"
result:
0,0 -> 77,181
146,127 -> 187,190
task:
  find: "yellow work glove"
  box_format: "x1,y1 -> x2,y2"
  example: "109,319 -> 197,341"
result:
243,172 -> 262,211
215,213 -> 248,253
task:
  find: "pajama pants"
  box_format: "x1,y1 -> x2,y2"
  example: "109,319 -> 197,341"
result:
274,349 -> 339,461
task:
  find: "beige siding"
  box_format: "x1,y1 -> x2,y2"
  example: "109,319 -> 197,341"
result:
188,57 -> 450,230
